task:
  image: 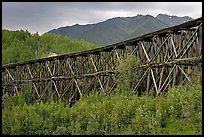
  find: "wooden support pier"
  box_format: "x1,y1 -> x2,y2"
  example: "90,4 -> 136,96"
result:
2,17 -> 202,106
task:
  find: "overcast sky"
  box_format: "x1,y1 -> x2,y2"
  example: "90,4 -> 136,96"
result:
2,2 -> 202,35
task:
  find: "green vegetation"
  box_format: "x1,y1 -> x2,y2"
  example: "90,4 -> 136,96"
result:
2,29 -> 98,65
116,54 -> 141,93
2,75 -> 201,135
2,29 -> 201,135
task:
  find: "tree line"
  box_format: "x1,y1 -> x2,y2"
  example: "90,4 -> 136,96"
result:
2,29 -> 98,65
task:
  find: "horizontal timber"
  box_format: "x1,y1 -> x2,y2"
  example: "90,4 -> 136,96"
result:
2,17 -> 202,106
2,17 -> 202,69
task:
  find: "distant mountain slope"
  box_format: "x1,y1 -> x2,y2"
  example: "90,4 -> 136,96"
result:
47,14 -> 193,46
156,14 -> 193,27
124,15 -> 168,40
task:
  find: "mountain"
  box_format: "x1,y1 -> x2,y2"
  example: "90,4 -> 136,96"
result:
47,14 -> 193,46
124,15 -> 168,40
156,14 -> 193,27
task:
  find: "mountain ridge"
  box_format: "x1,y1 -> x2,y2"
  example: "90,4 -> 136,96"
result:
47,14 -> 193,46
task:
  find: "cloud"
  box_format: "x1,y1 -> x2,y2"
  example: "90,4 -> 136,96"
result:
2,2 -> 202,35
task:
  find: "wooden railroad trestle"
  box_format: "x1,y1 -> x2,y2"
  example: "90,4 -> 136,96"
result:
2,17 -> 202,107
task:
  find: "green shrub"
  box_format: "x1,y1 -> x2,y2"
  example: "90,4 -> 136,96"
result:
116,53 -> 141,94
2,76 -> 202,135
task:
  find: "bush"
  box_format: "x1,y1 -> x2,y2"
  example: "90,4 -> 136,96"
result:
116,53 -> 141,94
2,63 -> 202,135
2,77 -> 201,135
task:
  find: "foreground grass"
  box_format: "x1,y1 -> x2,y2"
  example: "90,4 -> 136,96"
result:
2,78 -> 202,135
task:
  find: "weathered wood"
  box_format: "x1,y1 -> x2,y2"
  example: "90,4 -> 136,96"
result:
2,17 -> 202,104
90,55 -> 105,93
5,68 -> 19,95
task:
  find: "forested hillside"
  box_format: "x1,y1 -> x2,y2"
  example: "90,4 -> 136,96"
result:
2,29 -> 98,65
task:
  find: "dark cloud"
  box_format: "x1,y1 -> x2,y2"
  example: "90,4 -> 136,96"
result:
2,2 -> 202,35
